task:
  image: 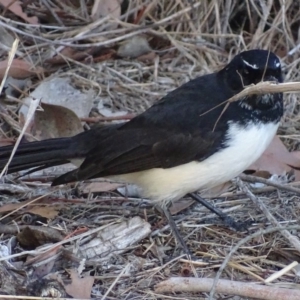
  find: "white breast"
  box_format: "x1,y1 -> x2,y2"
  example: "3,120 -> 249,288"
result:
116,121 -> 279,204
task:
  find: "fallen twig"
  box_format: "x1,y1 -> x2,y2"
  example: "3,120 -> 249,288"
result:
155,277 -> 300,300
80,114 -> 135,123
239,174 -> 300,195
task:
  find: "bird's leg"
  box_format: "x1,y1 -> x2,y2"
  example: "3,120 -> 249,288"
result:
188,193 -> 252,231
156,204 -> 192,257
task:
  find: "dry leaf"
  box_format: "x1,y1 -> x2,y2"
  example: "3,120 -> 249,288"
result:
117,36 -> 152,58
0,198 -> 39,213
30,103 -> 83,140
63,269 -> 94,299
25,205 -> 60,219
0,138 -> 14,147
46,46 -> 116,65
249,136 -> 300,175
80,181 -> 124,194
200,181 -> 232,198
17,226 -> 63,247
0,0 -> 38,24
0,59 -> 44,80
19,77 -> 94,121
91,0 -> 121,23
169,199 -> 194,215
137,51 -> 156,62
249,170 -> 272,179
47,47 -> 95,65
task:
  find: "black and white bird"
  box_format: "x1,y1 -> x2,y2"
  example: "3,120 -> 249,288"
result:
0,49 -> 283,250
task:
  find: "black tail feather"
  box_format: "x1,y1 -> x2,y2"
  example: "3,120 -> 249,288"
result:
0,137 -> 75,174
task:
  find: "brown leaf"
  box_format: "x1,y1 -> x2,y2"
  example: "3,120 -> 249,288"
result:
93,48 -> 116,62
0,59 -> 44,80
63,269 -> 94,299
91,0 -> 121,23
26,102 -> 83,140
0,138 -> 14,147
137,51 -> 157,62
45,47 -> 78,65
200,182 -> 232,198
0,0 -> 39,24
46,46 -> 116,65
19,77 -> 94,123
249,136 -> 300,175
250,170 -> 272,179
79,181 -> 124,194
25,205 -> 60,219
46,47 -> 93,65
169,199 -> 194,215
0,198 -> 39,213
17,226 -> 63,247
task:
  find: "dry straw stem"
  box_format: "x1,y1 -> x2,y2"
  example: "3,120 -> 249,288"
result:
155,277 -> 300,300
240,174 -> 300,195
102,264 -> 130,299
0,39 -> 19,95
235,177 -> 300,253
208,225 -> 300,300
0,39 -> 43,179
205,81 -> 300,118
227,81 -> 300,103
265,261 -> 298,283
206,81 -> 300,131
0,97 -> 41,178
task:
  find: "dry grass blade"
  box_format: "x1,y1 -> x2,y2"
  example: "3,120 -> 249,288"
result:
227,81 -> 300,103
204,81 -> 300,119
155,277 -> 300,299
0,97 -> 40,178
265,261 -> 298,283
0,39 -> 19,94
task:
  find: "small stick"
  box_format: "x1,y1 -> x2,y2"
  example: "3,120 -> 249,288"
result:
80,114 -> 135,123
240,174 -> 300,195
155,277 -> 300,300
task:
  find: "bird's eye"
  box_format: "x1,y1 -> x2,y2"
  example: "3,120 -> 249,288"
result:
243,68 -> 250,75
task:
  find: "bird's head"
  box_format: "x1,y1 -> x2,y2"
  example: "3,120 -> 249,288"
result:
224,49 -> 282,90
222,49 -> 283,113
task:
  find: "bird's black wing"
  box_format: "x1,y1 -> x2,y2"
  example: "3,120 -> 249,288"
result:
52,128 -> 221,185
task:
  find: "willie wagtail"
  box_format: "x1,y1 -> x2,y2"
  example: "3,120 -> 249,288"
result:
0,49 -> 283,252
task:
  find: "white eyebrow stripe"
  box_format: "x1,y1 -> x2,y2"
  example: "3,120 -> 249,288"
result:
242,59 -> 259,69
